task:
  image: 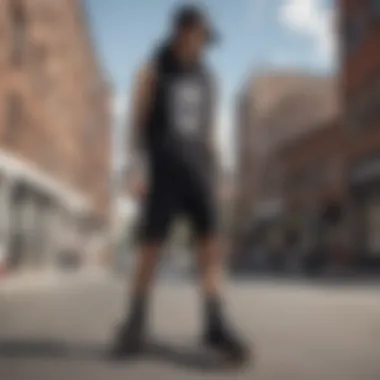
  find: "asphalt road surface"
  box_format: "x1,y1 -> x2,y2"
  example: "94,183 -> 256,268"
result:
1,275 -> 380,380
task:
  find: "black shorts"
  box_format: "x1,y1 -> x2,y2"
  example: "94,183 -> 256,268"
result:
138,158 -> 218,243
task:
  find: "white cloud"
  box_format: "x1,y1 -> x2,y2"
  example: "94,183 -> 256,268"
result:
279,0 -> 336,64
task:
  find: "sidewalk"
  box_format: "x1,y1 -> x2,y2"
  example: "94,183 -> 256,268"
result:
0,267 -> 110,295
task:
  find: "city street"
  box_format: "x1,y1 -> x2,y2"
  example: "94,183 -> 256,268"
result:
1,275 -> 380,380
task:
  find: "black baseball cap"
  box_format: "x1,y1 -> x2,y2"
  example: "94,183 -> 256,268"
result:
172,5 -> 220,44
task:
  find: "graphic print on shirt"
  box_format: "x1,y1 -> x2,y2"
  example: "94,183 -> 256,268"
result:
169,78 -> 204,136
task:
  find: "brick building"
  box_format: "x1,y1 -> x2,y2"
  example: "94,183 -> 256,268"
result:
341,0 -> 380,268
0,0 -> 111,272
279,121 -> 348,269
232,72 -> 337,266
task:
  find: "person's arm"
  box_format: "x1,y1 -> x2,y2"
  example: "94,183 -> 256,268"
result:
127,62 -> 156,168
208,74 -> 221,178
125,63 -> 156,197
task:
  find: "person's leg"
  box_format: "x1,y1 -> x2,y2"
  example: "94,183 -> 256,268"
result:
196,232 -> 249,362
188,188 -> 250,362
129,241 -> 162,297
112,241 -> 162,357
197,233 -> 224,297
126,240 -> 162,324
112,177 -> 175,357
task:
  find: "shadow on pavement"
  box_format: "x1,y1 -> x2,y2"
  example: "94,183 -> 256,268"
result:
0,340 -> 104,361
145,341 -> 245,372
0,339 -> 246,374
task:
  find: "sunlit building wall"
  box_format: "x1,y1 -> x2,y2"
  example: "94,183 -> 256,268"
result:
0,0 -> 111,272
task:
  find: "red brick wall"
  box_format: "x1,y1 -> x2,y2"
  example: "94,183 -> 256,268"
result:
342,0 -> 380,163
235,74 -> 338,216
0,0 -> 111,222
280,122 -> 346,211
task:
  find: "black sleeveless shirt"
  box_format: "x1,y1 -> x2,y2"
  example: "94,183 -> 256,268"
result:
144,43 -> 214,174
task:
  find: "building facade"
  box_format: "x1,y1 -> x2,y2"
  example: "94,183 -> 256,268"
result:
341,0 -> 380,268
280,121 -> 349,270
232,72 -> 337,268
0,0 -> 111,273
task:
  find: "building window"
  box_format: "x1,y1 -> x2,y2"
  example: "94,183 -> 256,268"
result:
6,94 -> 23,143
10,0 -> 27,66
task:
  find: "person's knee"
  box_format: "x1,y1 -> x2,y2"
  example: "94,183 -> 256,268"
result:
137,213 -> 172,248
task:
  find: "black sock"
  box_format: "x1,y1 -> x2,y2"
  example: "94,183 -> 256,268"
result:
204,295 -> 224,332
125,294 -> 147,328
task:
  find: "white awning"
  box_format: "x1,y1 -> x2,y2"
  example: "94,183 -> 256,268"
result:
0,150 -> 91,213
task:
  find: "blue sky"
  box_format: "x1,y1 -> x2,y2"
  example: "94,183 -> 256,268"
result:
85,0 -> 336,168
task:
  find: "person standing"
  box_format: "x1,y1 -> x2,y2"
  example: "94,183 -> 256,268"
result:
112,5 -> 249,363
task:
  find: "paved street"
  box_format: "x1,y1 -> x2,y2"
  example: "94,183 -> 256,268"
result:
1,275 -> 380,380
